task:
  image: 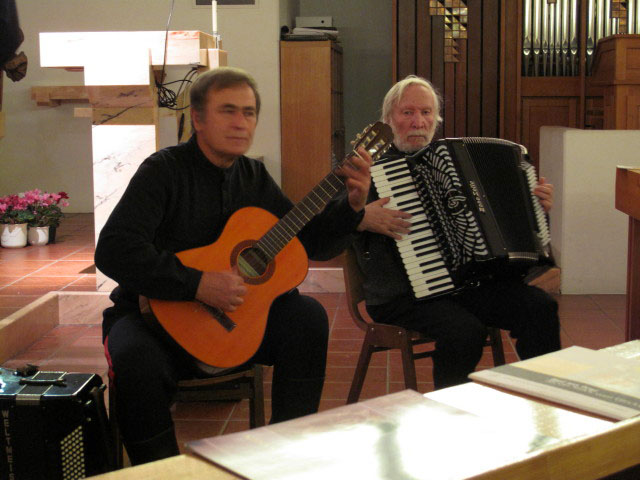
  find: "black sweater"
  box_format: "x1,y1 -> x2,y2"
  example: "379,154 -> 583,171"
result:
95,135 -> 362,316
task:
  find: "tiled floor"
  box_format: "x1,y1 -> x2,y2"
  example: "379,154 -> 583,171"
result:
0,213 -> 628,453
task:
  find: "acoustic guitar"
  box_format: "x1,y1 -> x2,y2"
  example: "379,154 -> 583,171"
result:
140,122 -> 393,368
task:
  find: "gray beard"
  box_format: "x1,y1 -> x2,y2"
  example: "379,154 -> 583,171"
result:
393,140 -> 429,154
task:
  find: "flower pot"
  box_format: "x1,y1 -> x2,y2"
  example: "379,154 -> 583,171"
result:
1,223 -> 28,248
28,226 -> 50,246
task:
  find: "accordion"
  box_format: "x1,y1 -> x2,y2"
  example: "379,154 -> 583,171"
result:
0,368 -> 113,479
370,137 -> 552,300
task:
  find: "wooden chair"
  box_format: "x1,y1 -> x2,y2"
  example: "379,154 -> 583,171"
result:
108,363 -> 265,468
342,247 -> 505,404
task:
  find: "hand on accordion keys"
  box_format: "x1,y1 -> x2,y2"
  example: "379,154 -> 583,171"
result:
356,197 -> 413,240
533,177 -> 554,213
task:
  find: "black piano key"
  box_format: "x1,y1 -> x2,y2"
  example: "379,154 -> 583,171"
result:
387,171 -> 411,183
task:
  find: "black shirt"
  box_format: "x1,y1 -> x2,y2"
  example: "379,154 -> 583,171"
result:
95,135 -> 363,327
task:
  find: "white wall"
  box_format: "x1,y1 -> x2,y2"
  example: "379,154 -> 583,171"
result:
540,127 -> 635,294
0,0 -> 283,212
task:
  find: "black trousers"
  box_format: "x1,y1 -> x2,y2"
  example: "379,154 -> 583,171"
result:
104,289 -> 328,447
367,279 -> 561,390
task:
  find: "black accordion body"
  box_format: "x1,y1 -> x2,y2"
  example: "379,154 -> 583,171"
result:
370,137 -> 552,300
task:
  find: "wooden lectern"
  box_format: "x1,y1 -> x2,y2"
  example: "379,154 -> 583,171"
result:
32,31 -> 226,290
589,35 -> 640,130
616,167 -> 640,340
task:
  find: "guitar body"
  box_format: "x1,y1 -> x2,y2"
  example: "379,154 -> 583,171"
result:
147,206 -> 308,368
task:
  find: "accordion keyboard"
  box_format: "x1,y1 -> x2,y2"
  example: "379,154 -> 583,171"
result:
371,157 -> 455,299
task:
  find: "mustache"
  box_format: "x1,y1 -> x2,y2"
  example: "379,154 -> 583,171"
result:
406,129 -> 429,137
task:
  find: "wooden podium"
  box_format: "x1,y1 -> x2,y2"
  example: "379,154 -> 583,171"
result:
589,35 -> 640,130
32,31 -> 226,290
616,167 -> 640,340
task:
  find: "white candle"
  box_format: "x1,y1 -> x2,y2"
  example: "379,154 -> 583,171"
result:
212,0 -> 217,34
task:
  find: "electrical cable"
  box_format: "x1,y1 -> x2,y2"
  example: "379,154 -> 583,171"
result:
155,0 -> 198,110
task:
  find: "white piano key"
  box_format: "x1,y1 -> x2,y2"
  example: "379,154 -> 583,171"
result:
410,272 -> 452,288
396,229 -> 434,247
399,241 -> 435,256
371,170 -> 411,188
414,281 -> 455,297
399,240 -> 438,258
409,268 -> 450,283
405,257 -> 446,274
376,182 -> 416,196
371,159 -> 408,174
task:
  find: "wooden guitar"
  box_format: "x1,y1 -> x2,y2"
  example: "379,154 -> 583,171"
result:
141,122 -> 393,368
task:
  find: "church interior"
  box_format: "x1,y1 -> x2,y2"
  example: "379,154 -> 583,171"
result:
0,0 -> 639,478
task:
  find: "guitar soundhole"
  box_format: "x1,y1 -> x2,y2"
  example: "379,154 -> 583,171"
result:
231,240 -> 275,285
238,247 -> 269,278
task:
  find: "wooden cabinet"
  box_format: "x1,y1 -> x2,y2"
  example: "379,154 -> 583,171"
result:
280,40 -> 343,203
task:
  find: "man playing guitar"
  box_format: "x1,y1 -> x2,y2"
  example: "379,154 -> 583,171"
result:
96,67 -> 373,466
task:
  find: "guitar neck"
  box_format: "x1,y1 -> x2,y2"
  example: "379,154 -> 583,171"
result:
254,122 -> 392,263
256,165 -> 352,262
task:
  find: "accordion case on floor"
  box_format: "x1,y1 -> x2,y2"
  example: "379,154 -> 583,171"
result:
0,368 -> 113,480
370,137 -> 552,300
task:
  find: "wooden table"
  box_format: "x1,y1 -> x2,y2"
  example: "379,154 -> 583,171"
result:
616,167 -> 640,340
88,342 -> 640,480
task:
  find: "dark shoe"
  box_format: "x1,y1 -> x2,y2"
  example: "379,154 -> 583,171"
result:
270,376 -> 324,424
124,427 -> 180,466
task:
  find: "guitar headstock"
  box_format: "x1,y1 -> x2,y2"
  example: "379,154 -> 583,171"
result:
351,122 -> 394,163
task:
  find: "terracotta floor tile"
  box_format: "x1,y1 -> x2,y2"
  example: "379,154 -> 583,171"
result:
13,276 -> 79,287
1,285 -> 74,295
326,365 -> 386,383
36,260 -> 96,276
220,420 -> 252,436
0,294 -> 41,307
329,327 -> 365,340
319,398 -> 348,411
45,325 -> 93,340
327,338 -> 367,352
62,284 -> 100,292
174,419 -> 227,448
0,247 -> 83,261
0,306 -> 21,317
589,294 -> 626,310
0,261 -> 56,276
64,252 -> 97,261
555,294 -> 601,312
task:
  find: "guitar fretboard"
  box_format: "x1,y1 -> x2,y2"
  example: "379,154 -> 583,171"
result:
257,171 -> 346,261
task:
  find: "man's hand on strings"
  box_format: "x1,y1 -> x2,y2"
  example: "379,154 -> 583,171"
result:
196,268 -> 247,312
336,146 -> 372,212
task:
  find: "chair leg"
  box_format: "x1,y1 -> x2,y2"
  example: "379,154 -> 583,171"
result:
249,365 -> 265,428
108,383 -> 124,470
347,333 -> 376,404
489,328 -> 506,366
399,334 -> 418,391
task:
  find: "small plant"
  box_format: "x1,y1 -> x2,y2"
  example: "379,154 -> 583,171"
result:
23,189 -> 70,228
0,190 -> 69,227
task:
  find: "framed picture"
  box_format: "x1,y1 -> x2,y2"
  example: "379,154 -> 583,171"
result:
195,0 -> 256,5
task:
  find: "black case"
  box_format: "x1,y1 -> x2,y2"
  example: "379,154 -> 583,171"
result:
0,368 -> 113,480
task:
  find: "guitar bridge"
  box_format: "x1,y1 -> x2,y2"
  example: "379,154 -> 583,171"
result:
200,303 -> 237,332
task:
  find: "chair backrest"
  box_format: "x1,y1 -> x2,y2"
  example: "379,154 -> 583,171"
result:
342,247 -> 371,332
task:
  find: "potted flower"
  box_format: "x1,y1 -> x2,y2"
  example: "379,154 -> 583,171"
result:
0,194 -> 34,248
24,189 -> 69,244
